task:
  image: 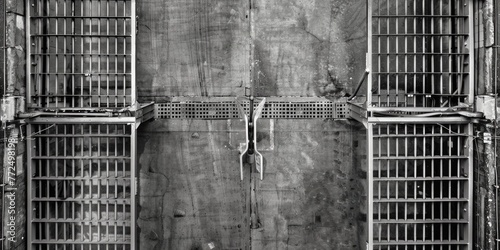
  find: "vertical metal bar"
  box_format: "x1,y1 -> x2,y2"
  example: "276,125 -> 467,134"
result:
80,1 -> 85,108
448,1 -> 453,106
131,0 -> 136,105
466,123 -> 473,249
367,123 -> 374,249
431,2 -> 435,103
412,0 -> 417,108
71,0 -> 75,107
89,0 -> 93,109
38,0 -> 43,107
98,2 -> 101,108
27,125 -> 33,248
106,0 -> 110,107
114,2 -> 118,108
385,0 -> 390,107
440,1 -> 444,106
422,0 -> 426,106
367,0 -> 373,107
63,0 -> 67,108
27,0 -> 32,106
47,0 -> 52,108
395,1 -> 399,107
55,2 -> 59,108
404,0 -> 408,107
467,0 -> 474,103
377,0 -> 382,107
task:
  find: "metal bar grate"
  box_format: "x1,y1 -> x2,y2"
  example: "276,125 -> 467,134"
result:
27,123 -> 135,249
368,123 -> 473,249
155,100 -> 348,119
368,0 -> 474,109
27,0 -> 136,109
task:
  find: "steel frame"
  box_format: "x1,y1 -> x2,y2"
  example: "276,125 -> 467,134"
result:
26,0 -> 136,109
367,0 -> 474,110
365,1 -> 475,249
25,0 -> 137,249
367,122 -> 473,250
27,120 -> 137,250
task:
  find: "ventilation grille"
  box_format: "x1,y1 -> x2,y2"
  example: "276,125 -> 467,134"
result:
155,100 -> 349,119
28,123 -> 134,249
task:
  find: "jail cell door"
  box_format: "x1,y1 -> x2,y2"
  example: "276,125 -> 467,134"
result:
27,0 -> 136,109
367,123 -> 473,249
27,123 -> 137,249
366,0 -> 475,249
367,0 -> 474,110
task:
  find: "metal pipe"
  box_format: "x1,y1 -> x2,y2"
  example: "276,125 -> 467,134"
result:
348,69 -> 370,101
18,112 -> 116,119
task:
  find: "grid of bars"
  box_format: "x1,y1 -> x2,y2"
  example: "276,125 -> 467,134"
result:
369,123 -> 472,249
27,0 -> 135,109
27,123 -> 135,249
155,101 -> 348,119
369,0 -> 473,109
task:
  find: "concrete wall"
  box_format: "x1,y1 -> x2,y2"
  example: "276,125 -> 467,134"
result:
136,0 -> 368,249
2,0 -> 27,249
137,120 -> 366,249
136,0 -> 366,100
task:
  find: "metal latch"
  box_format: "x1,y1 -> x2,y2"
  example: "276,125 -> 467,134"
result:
236,96 -> 266,180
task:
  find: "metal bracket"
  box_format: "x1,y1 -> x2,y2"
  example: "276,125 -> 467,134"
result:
1,96 -> 25,127
475,95 -> 496,121
253,98 -> 266,180
236,97 -> 266,180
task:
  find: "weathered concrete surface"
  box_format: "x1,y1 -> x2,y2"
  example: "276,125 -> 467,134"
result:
132,0 -> 368,249
5,0 -> 25,96
137,119 -> 366,249
252,0 -> 366,97
474,124 -> 498,250
250,120 -> 365,249
0,0 -> 4,96
1,1 -> 27,249
136,0 -> 251,99
136,0 -> 366,99
137,120 -> 251,250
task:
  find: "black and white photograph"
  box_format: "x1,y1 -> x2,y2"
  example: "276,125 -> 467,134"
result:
0,0 -> 499,249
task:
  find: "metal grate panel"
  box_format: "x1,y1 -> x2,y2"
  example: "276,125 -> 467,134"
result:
27,0 -> 136,109
27,123 -> 136,249
368,0 -> 474,109
155,100 -> 348,119
367,123 -> 473,249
